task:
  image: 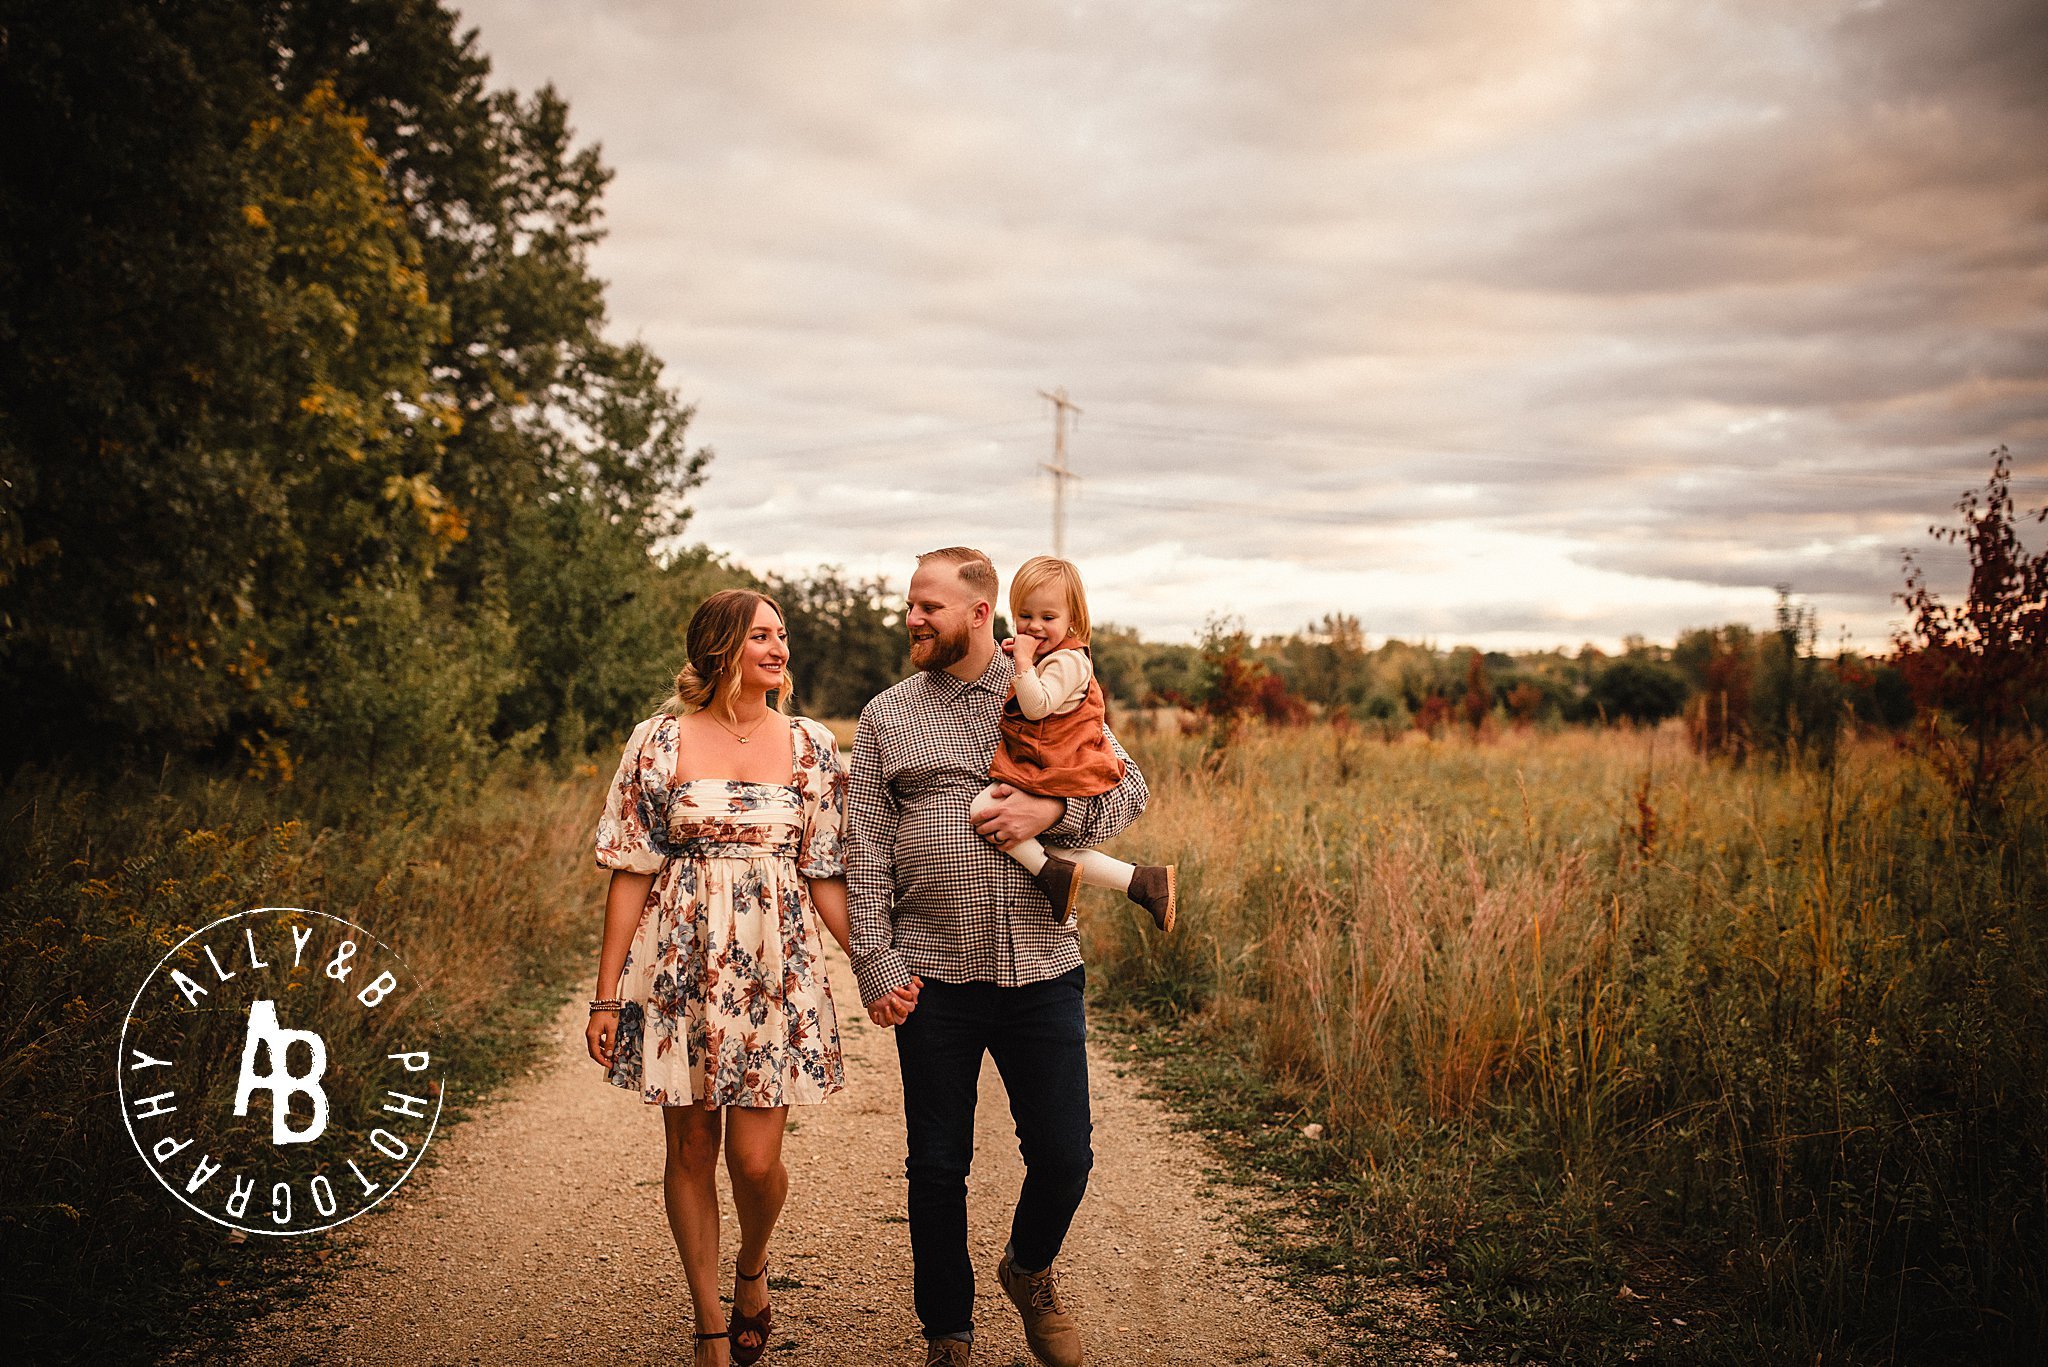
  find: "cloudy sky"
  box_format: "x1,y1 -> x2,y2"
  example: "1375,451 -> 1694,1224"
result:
456,0 -> 2046,650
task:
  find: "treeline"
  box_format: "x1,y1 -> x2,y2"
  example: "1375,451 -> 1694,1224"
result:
0,0 -> 739,785
759,574 -> 1917,764
1147,589 -> 1916,763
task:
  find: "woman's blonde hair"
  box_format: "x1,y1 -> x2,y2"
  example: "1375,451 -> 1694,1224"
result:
1007,555 -> 1090,645
662,589 -> 795,718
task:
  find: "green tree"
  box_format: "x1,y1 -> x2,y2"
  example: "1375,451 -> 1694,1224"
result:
1752,587 -> 1845,767
266,3 -> 710,751
1272,612 -> 1368,709
1138,641 -> 1206,707
1579,657 -> 1688,725
1368,638 -> 1448,712
235,84 -> 478,768
0,1 -> 708,769
299,579 -> 517,793
1,0 -> 282,759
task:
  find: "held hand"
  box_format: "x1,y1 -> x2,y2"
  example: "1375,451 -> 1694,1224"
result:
874,979 -> 922,1026
972,784 -> 1063,849
865,978 -> 922,1028
584,1011 -> 618,1068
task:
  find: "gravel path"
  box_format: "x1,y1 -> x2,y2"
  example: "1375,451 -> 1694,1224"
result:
217,944 -> 1404,1365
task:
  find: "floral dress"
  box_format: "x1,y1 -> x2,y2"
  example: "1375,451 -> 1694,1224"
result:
593,712 -> 847,1107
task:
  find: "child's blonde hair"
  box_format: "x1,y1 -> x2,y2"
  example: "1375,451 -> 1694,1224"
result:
1008,555 -> 1091,645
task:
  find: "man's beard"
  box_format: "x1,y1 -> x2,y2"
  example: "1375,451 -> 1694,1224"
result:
909,622 -> 971,672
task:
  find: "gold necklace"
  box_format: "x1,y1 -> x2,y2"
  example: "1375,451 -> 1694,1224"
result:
707,707 -> 771,744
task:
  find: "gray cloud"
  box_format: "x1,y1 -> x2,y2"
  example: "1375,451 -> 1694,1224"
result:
456,0 -> 2047,648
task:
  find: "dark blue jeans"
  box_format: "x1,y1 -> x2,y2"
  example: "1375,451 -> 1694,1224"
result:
893,965 -> 1093,1340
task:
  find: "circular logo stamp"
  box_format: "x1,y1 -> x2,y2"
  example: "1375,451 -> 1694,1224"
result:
117,906 -> 443,1236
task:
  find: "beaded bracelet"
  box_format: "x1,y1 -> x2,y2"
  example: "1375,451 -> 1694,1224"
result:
588,998 -> 626,1014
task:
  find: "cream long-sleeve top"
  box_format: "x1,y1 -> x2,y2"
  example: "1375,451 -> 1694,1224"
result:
1011,647 -> 1094,720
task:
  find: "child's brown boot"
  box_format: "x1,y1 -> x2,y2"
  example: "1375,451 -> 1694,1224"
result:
1033,852 -> 1083,925
1126,865 -> 1177,933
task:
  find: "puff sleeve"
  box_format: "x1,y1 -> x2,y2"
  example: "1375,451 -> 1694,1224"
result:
594,715 -> 677,873
794,717 -> 847,879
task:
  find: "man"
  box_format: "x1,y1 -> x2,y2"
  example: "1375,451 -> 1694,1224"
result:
848,546 -> 1149,1367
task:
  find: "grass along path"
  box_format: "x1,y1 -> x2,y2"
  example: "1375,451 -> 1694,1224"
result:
203,936 -> 1427,1365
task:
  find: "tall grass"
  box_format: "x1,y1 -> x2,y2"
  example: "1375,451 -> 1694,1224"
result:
0,754 -> 609,1361
1087,723 -> 2047,1364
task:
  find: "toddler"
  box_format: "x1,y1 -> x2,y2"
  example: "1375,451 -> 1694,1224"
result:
969,554 -> 1177,933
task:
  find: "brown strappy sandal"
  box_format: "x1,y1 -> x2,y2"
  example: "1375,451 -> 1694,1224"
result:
730,1259 -> 773,1364
694,1329 -> 729,1366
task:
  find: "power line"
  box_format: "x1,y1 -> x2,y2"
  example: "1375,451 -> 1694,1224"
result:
735,416 -> 1041,465
712,463 -> 2030,539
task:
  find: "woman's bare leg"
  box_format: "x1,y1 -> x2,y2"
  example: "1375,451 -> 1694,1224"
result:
663,1103 -> 729,1365
724,1104 -> 790,1336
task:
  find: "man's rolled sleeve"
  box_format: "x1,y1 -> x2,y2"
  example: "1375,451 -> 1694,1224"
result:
847,708 -> 918,1005
1042,725 -> 1148,848
852,943 -> 918,1006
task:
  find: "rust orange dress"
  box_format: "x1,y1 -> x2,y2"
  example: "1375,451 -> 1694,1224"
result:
987,637 -> 1127,798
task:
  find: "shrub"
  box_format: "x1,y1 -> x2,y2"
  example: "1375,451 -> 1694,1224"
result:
1894,446 -> 2048,826
1752,588 -> 1846,768
1679,625 -> 1757,760
1580,657 -> 1688,725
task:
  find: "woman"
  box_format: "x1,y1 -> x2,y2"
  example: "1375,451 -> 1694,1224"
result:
587,589 -> 851,1367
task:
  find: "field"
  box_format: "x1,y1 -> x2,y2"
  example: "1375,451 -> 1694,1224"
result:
5,720 -> 2041,1364
1081,720 -> 2047,1364
0,759 -> 606,1361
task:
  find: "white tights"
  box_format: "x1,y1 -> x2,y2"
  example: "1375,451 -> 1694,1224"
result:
970,785 -> 1137,894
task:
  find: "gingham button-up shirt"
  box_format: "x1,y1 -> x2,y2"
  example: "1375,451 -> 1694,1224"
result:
847,650 -> 1149,1005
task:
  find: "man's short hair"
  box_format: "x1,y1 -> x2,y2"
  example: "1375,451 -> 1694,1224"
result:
916,546 -> 999,603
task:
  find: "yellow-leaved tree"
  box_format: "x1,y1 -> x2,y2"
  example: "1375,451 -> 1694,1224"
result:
234,82 -> 511,788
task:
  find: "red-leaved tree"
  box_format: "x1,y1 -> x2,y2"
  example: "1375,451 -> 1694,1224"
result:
1893,447 -> 2048,824
1461,652 -> 1491,734
1253,673 -> 1310,726
1506,681 -> 1544,729
1196,617 -> 1267,762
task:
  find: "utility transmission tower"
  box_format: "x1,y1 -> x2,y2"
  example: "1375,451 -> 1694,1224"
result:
1038,387 -> 1082,557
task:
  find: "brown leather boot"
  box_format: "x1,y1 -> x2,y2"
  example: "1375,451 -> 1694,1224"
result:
1126,864 -> 1177,933
1032,852 -> 1083,926
996,1250 -> 1084,1367
921,1338 -> 971,1366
